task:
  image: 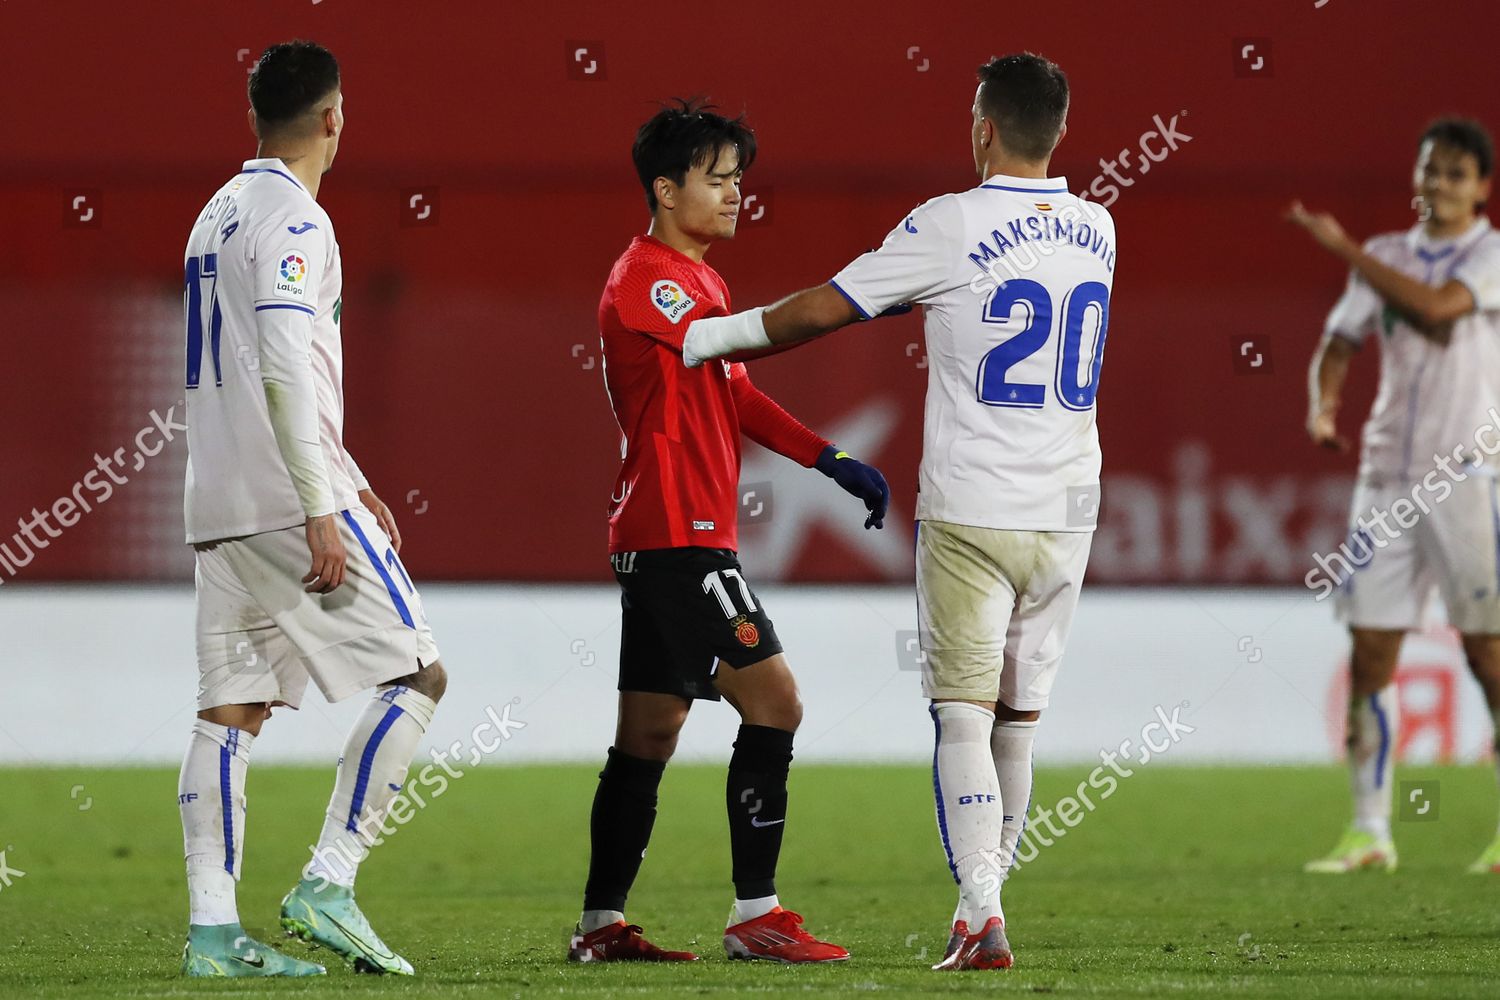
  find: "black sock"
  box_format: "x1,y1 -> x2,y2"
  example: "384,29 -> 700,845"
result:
726,724 -> 795,901
582,747 -> 666,913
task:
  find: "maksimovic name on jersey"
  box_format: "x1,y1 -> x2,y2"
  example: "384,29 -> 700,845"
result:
968,213 -> 1117,276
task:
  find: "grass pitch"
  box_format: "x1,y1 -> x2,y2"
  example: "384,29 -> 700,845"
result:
1,763 -> 1497,997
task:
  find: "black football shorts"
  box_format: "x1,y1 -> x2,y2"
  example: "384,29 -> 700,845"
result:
611,547 -> 784,701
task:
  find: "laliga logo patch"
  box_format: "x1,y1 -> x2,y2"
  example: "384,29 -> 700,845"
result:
274,251 -> 308,300
730,614 -> 760,649
650,279 -> 695,325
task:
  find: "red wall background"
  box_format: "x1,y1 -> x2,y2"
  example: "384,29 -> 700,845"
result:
0,0 -> 1491,582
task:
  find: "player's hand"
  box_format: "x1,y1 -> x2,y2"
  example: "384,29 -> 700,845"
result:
1307,410 -> 1349,453
359,488 -> 401,553
815,444 -> 891,529
1286,201 -> 1356,257
303,514 -> 347,593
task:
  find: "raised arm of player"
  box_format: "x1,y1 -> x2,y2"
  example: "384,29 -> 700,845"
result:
1287,201 -> 1473,336
682,196 -> 957,366
729,367 -> 890,528
253,218 -> 346,593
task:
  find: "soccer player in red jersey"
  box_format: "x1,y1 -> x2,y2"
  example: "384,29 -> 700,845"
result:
566,100 -> 890,965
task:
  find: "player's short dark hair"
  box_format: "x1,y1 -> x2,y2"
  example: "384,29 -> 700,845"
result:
248,40 -> 340,134
632,98 -> 757,213
1419,117 -> 1494,179
976,53 -> 1069,162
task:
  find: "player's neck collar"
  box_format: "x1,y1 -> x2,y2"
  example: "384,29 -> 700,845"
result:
1409,216 -> 1488,250
240,157 -> 310,195
979,173 -> 1069,195
640,233 -> 708,266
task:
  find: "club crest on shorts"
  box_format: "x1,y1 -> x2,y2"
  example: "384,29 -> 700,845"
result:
730,614 -> 760,648
650,279 -> 695,324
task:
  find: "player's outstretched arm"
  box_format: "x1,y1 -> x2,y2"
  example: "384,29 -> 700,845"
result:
1306,334 -> 1356,453
1286,201 -> 1474,336
682,197 -> 947,369
682,284 -> 863,367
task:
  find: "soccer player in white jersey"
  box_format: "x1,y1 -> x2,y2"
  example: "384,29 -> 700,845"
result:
1293,118 -> 1500,875
176,41 -> 448,977
683,53 -> 1112,970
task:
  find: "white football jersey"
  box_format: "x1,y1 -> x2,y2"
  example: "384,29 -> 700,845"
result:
832,174 -> 1116,531
1326,219 -> 1500,483
182,158 -> 364,544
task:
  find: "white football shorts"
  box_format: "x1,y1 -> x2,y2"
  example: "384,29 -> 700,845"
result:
1336,471 -> 1500,634
194,504 -> 440,710
915,519 -> 1092,709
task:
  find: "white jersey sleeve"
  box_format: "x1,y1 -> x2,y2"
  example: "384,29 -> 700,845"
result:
830,196 -> 966,317
183,159 -> 359,544
252,212 -> 335,518
1324,240 -> 1386,345
1452,232 -> 1500,312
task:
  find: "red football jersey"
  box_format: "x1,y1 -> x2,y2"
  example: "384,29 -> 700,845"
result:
599,235 -> 826,554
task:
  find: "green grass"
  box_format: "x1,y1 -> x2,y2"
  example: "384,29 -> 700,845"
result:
1,763 -> 1498,997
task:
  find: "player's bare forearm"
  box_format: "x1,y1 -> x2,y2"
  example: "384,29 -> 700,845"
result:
762,284 -> 863,347
1287,201 -> 1472,335
682,285 -> 863,368
1307,335 -> 1355,452
1341,246 -> 1472,335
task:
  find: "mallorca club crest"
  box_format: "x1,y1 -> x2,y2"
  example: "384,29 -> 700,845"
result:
730,614 -> 760,649
650,279 -> 695,325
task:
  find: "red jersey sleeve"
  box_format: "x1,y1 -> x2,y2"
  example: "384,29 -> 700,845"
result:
729,366 -> 830,468
614,262 -> 728,351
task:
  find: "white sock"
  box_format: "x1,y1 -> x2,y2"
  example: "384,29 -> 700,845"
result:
304,684 -> 437,888
1348,686 -> 1397,840
991,719 -> 1037,876
730,894 -> 780,924
930,702 -> 1004,926
580,909 -> 626,933
179,720 -> 253,926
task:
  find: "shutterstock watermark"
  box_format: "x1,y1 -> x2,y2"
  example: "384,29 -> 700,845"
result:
0,403 -> 187,584
304,702 -> 526,889
960,702 -> 1196,900
1080,111 -> 1193,207
960,112 -> 1189,297
1305,409 -> 1500,600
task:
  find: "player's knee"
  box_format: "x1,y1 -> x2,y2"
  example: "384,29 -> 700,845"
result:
778,692 -> 804,732
197,703 -> 271,737
1459,636 -> 1500,693
620,727 -> 680,762
1348,629 -> 1402,693
393,660 -> 447,702
995,702 -> 1040,723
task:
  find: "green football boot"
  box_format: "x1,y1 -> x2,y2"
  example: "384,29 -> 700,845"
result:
1466,833 -> 1500,874
1303,826 -> 1397,873
280,878 -> 414,975
181,922 -> 326,977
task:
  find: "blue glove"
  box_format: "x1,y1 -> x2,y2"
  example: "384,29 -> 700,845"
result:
815,444 -> 890,529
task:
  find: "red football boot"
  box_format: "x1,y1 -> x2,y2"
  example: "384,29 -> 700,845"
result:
930,916 -> 1012,970
723,907 -> 849,963
567,921 -> 699,962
